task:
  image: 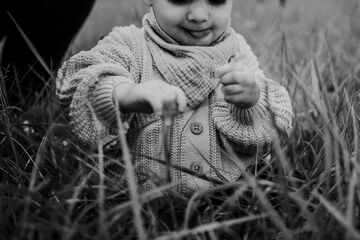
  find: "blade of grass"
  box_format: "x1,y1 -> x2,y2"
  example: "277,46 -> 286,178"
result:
7,12 -> 53,77
221,149 -> 293,240
183,181 -> 249,229
107,184 -> 173,226
314,191 -> 360,240
20,136 -> 47,239
114,101 -> 146,240
136,153 -> 225,185
0,89 -> 24,185
346,172 -> 358,240
96,140 -> 109,240
155,214 -> 268,240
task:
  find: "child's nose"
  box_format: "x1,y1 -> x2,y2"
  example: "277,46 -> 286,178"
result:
187,2 -> 209,23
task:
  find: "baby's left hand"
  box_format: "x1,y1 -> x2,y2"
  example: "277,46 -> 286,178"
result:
215,55 -> 260,109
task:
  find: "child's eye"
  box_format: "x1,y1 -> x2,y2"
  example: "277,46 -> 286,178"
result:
208,0 -> 227,5
167,0 -> 192,5
167,0 -> 227,5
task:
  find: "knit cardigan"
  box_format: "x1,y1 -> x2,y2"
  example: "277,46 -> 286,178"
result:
56,12 -> 293,194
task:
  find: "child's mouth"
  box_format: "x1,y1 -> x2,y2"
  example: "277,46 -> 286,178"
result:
184,28 -> 211,39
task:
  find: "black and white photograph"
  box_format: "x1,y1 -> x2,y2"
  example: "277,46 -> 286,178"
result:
1,0 -> 359,239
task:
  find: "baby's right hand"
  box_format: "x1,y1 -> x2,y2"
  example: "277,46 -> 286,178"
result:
113,80 -> 187,116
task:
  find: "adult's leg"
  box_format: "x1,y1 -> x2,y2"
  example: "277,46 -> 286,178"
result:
1,0 -> 96,104
0,1 -> 7,41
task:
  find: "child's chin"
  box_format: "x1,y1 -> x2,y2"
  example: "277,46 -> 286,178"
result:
181,37 -> 214,47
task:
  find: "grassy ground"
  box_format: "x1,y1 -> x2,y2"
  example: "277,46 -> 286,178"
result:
1,0 -> 360,239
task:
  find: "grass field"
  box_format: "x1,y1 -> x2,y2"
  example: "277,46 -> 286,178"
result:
1,0 -> 360,239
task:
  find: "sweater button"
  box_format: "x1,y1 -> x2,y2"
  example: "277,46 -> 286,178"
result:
190,162 -> 203,174
190,122 -> 203,135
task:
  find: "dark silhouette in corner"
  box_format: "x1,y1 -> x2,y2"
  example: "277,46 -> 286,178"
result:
0,0 -> 96,105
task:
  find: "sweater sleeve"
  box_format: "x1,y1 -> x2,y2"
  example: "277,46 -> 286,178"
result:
213,34 -> 293,153
56,25 -> 142,145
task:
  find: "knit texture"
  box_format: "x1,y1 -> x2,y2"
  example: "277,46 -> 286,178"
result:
56,11 -> 294,194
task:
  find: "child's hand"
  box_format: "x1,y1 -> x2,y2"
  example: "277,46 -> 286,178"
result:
113,80 -> 187,116
215,54 -> 260,109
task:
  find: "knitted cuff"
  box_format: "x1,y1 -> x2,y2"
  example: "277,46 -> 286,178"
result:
213,76 -> 292,150
91,76 -> 133,126
230,77 -> 293,137
229,78 -> 269,125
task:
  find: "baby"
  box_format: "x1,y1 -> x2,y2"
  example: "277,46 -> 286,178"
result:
57,0 -> 293,194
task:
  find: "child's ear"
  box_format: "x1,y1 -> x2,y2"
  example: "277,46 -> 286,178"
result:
143,0 -> 153,6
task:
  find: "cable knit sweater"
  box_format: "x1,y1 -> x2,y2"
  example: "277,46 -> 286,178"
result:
56,11 -> 293,194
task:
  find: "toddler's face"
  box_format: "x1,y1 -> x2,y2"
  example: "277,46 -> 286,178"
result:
145,0 -> 233,46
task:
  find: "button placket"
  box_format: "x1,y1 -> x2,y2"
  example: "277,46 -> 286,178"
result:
184,98 -> 210,190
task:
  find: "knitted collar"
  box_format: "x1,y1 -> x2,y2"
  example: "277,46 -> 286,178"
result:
142,10 -> 240,108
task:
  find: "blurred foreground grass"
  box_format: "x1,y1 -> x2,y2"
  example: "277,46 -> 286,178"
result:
1,0 -> 360,239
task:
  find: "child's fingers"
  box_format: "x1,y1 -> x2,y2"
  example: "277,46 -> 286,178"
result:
172,86 -> 187,113
144,82 -> 186,116
149,97 -> 164,116
151,88 -> 186,116
231,52 -> 244,63
224,94 -> 246,105
219,70 -> 249,86
221,84 -> 244,95
224,94 -> 254,108
215,53 -> 245,79
215,63 -> 234,79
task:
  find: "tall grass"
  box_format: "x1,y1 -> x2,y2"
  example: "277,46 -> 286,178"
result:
1,0 -> 360,239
